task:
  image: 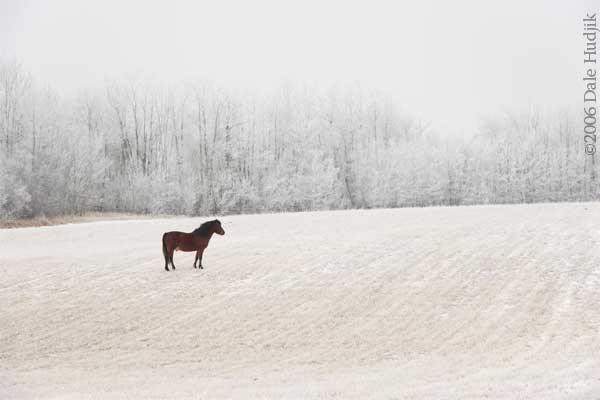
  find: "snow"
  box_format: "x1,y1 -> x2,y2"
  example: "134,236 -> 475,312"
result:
1,202 -> 600,399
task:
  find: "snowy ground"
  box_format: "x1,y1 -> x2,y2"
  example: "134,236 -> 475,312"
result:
1,203 -> 600,399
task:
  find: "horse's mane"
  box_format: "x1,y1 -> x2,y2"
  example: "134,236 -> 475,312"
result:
192,219 -> 218,236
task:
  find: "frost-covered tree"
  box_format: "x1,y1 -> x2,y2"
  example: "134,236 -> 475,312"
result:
0,59 -> 597,222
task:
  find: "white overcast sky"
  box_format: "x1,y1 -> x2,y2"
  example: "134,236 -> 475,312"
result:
0,0 -> 595,135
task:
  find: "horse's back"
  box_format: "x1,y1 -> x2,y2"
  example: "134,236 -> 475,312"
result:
163,231 -> 183,250
164,231 -> 201,252
164,230 -> 185,236
163,231 -> 184,241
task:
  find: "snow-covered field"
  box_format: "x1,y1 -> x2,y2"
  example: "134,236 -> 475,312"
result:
1,203 -> 600,399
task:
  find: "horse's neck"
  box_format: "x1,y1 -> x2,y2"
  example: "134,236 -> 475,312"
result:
193,231 -> 214,241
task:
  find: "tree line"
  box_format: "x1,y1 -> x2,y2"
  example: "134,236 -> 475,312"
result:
0,59 -> 597,222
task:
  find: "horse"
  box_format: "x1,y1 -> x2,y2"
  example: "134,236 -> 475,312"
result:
162,219 -> 225,271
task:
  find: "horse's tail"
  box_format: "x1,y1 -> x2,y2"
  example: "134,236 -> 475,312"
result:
162,232 -> 168,264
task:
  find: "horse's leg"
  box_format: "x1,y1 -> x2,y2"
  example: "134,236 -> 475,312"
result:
166,245 -> 175,270
198,249 -> 204,269
193,251 -> 200,268
163,234 -> 170,271
165,246 -> 171,272
164,248 -> 170,272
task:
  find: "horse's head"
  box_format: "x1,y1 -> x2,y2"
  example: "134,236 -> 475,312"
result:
213,219 -> 225,235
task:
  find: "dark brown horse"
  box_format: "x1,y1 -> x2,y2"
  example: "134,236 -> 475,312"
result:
162,219 -> 225,271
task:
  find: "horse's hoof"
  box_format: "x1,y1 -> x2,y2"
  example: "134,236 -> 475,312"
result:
199,266 -> 204,269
